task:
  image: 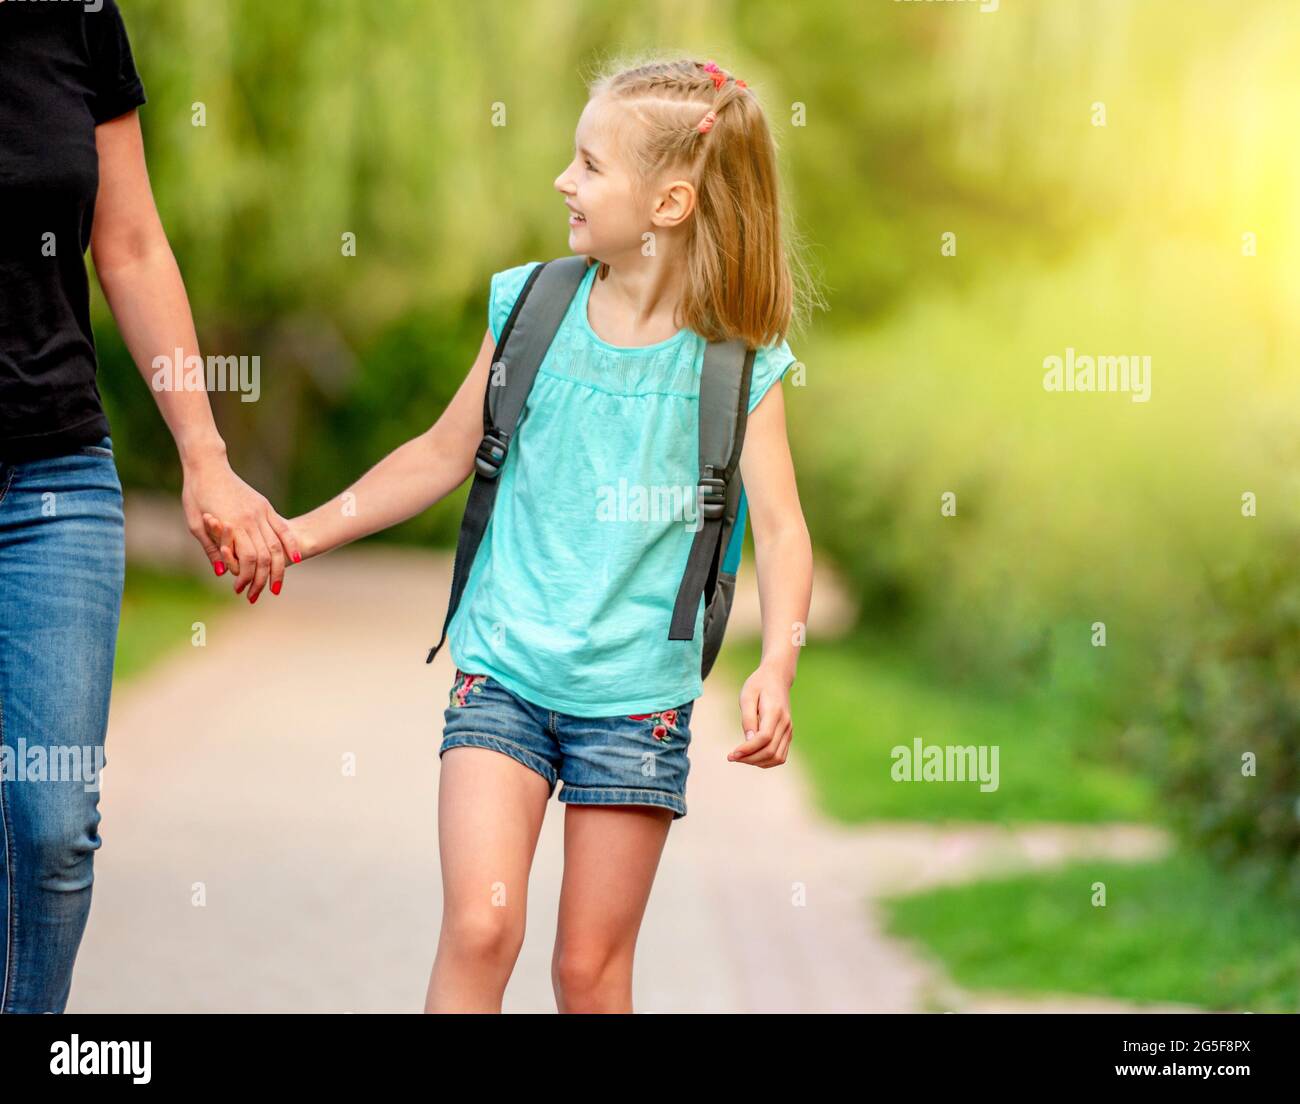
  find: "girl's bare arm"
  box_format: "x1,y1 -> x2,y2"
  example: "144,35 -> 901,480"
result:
211,328 -> 496,563
731,381 -> 813,765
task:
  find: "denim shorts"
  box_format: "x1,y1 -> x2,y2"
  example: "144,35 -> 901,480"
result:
438,668 -> 696,819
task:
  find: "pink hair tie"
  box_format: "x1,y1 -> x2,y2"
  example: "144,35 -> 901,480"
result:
700,59 -> 726,90
696,109 -> 717,134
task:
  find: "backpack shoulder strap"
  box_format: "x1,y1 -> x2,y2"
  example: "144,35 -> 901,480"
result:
426,255 -> 590,663
478,255 -> 590,466
668,338 -> 755,641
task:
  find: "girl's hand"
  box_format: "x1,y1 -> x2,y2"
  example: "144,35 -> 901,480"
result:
283,515 -> 323,561
731,662 -> 794,766
182,455 -> 301,602
201,510 -> 300,603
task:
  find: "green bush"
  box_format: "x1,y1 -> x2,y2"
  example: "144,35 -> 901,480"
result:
1136,529 -> 1300,897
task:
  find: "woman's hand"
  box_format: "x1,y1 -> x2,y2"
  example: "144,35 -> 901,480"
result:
201,508 -> 316,604
183,451 -> 300,602
732,661 -> 794,767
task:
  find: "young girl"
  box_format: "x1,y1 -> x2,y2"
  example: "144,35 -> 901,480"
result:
208,55 -> 814,1013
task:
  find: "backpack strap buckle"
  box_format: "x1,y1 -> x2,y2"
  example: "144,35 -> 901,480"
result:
475,429 -> 510,479
698,471 -> 727,520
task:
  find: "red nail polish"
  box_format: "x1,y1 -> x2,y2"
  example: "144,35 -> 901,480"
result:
249,590 -> 259,604
271,580 -> 282,595
292,551 -> 302,564
214,562 -> 226,577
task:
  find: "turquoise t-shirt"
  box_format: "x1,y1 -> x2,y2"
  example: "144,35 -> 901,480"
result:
446,259 -> 796,717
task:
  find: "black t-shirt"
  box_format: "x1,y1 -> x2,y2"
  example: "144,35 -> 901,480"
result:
0,0 -> 146,460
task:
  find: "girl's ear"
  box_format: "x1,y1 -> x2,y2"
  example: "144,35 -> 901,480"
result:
654,179 -> 697,227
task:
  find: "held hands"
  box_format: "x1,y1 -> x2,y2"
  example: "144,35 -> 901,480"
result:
732,662 -> 794,767
200,510 -> 307,603
181,453 -> 300,603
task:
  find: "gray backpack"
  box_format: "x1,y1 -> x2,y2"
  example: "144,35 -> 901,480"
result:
426,255 -> 755,680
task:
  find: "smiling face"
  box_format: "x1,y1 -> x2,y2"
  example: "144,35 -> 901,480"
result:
554,95 -> 686,264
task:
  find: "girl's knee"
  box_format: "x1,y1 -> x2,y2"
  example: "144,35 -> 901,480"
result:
552,943 -> 632,1009
440,906 -> 524,967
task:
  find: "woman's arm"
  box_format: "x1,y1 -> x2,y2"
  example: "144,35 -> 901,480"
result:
732,381 -> 814,766
89,109 -> 299,603
210,326 -> 497,563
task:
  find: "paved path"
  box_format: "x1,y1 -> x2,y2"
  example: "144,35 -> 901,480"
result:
67,505 -> 1189,1013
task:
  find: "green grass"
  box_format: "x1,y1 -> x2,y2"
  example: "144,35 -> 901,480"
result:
114,565 -> 224,683
882,850 -> 1300,1011
718,631 -> 1155,824
718,632 -> 1299,1009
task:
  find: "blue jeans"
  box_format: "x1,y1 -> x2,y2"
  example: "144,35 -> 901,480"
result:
0,436 -> 124,1013
439,668 -> 697,819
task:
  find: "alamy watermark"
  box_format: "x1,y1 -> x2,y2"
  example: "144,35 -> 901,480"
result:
891,738 -> 999,792
1042,347 -> 1151,403
595,478 -> 705,532
894,0 -> 999,13
151,348 -> 261,402
10,0 -> 105,11
1,739 -> 105,793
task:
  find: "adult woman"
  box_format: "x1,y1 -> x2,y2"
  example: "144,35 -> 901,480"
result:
0,0 -> 296,1013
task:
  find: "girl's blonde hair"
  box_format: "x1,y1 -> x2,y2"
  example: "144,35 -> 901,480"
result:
584,53 -> 819,350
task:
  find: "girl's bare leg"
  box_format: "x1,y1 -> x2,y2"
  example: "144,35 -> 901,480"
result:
551,805 -> 674,1013
425,747 -> 551,1012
